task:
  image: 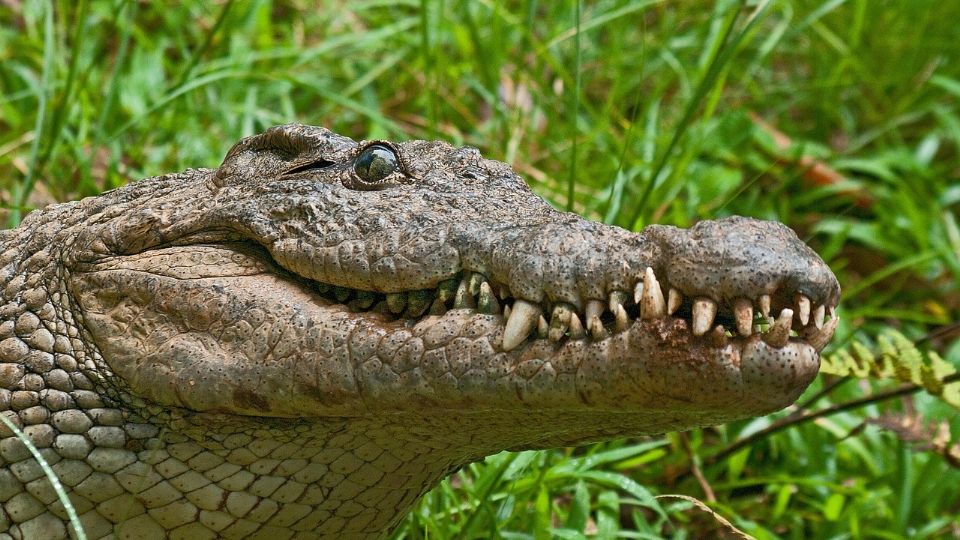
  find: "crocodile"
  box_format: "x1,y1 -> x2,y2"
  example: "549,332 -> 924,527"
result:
0,124 -> 840,538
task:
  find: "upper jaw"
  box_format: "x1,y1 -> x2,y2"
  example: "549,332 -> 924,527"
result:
443,214 -> 840,355
250,207 -> 841,356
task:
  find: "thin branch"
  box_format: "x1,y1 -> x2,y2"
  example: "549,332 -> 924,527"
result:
679,432 -> 715,502
703,371 -> 960,468
795,376 -> 850,410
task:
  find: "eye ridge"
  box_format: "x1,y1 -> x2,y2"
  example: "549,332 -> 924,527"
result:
354,144 -> 400,184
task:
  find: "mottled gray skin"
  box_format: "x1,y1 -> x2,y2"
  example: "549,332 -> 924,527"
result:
0,124 -> 839,538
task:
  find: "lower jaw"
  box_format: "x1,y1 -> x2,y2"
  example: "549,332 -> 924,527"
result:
349,310 -> 820,418
245,263 -> 826,416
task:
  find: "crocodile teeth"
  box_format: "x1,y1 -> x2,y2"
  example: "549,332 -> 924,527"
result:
552,303 -> 573,324
691,298 -> 717,336
763,308 -> 793,347
406,290 -> 432,317
796,294 -> 810,326
584,299 -> 607,340
633,282 -> 644,305
548,326 -> 566,342
812,304 -> 825,329
733,298 -> 753,336
710,325 -> 728,347
477,282 -> 500,315
807,315 -> 838,351
468,272 -> 486,296
537,315 -> 549,338
548,304 -> 573,342
614,304 -> 630,332
429,298 -> 446,316
454,279 -> 475,309
437,278 -> 458,304
588,315 -> 607,340
354,290 -> 377,309
502,299 -> 541,351
758,294 -> 771,321
585,299 -> 605,323
667,288 -> 683,315
333,285 -> 352,303
503,304 -> 511,320
386,292 -> 407,314
569,312 -> 586,339
609,290 -> 629,314
640,267 -> 667,319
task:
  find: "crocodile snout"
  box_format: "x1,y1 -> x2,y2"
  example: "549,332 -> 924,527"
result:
646,216 -> 840,308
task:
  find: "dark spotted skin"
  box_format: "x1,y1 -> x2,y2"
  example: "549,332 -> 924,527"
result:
0,124 -> 838,538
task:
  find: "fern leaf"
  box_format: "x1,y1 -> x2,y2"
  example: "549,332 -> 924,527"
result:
821,330 -> 960,409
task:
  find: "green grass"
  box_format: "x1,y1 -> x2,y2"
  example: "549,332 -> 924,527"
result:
2,0 -> 960,537
0,413 -> 85,539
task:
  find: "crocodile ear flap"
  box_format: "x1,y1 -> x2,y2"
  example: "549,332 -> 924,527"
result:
212,123 -> 358,187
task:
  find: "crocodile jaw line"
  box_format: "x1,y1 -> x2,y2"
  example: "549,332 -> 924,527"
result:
73,239 -> 833,426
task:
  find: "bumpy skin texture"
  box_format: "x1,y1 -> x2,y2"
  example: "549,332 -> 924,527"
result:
0,124 -> 840,538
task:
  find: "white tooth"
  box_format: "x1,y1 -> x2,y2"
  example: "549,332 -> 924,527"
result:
585,298 -> 608,340
586,299 -> 605,322
829,305 -> 836,319
588,315 -> 607,340
537,315 -> 549,338
758,294 -> 771,321
641,267 -> 667,319
710,325 -> 728,347
552,303 -> 573,324
813,304 -> 825,329
549,303 -> 573,341
502,299 -> 541,351
503,304 -> 511,320
796,294 -> 810,326
468,273 -> 486,296
733,298 -> 753,336
454,279 -> 474,309
614,304 -> 630,332
763,308 -> 793,347
568,313 -> 586,339
609,290 -> 629,314
477,282 -> 500,314
807,316 -> 838,351
691,298 -> 717,336
668,288 -> 683,315
633,281 -> 644,305
548,326 -> 566,342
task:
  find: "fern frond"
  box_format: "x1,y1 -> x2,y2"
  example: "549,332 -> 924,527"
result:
821,330 -> 960,409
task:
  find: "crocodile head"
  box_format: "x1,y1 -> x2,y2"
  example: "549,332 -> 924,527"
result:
0,124 -> 840,536
65,124 -> 839,450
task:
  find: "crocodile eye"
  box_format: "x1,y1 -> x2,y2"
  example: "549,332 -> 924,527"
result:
354,145 -> 398,183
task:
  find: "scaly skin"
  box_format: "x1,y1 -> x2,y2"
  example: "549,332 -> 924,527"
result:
0,124 -> 839,538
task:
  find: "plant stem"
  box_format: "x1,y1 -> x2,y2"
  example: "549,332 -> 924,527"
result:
703,371 -> 960,468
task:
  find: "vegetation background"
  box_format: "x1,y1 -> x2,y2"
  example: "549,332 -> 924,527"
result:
2,0 -> 959,538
